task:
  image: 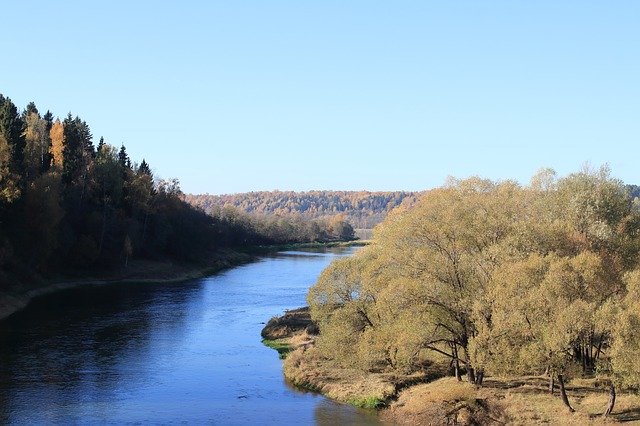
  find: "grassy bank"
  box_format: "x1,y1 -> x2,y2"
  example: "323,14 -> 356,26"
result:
263,309 -> 640,424
283,345 -> 423,409
283,344 -> 640,423
0,249 -> 252,321
261,307 -> 427,409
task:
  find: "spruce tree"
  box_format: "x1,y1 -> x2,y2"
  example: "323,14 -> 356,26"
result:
0,96 -> 26,177
138,159 -> 152,176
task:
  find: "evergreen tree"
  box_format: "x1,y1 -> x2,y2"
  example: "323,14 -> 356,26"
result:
118,144 -> 131,169
23,101 -> 39,118
62,114 -> 93,186
97,136 -> 105,153
41,111 -> 54,173
138,159 -> 152,176
0,96 -> 26,178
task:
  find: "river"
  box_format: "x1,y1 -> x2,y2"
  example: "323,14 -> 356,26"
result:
0,247 -> 379,425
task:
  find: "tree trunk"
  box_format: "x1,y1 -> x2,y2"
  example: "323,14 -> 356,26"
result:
603,382 -> 616,417
475,368 -> 484,386
465,352 -> 475,384
453,343 -> 461,381
558,374 -> 575,412
585,345 -> 590,371
99,199 -> 107,255
549,373 -> 555,394
594,338 -> 603,362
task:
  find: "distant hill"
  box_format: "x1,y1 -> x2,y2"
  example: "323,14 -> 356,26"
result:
185,191 -> 421,229
629,184 -> 640,201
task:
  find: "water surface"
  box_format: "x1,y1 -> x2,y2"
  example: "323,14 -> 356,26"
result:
0,247 -> 379,425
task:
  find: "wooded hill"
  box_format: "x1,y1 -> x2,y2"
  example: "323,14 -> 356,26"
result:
0,93 -> 253,289
185,190 -> 420,229
0,93 -> 355,290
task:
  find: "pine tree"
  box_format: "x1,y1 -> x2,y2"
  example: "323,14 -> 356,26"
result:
62,114 -> 93,185
138,159 -> 152,176
23,101 -> 39,118
118,144 -> 131,169
97,137 -> 105,153
0,96 -> 26,178
41,111 -> 54,173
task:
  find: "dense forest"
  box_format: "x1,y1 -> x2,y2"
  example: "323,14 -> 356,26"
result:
185,190 -> 419,229
306,166 -> 640,415
0,94 -> 354,290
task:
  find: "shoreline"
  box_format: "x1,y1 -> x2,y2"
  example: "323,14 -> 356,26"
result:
0,249 -> 253,322
0,241 -> 362,322
247,239 -> 370,254
261,306 -> 426,410
263,308 -> 638,424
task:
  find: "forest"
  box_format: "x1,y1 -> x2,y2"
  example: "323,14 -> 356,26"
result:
186,190 -> 419,229
306,166 -> 640,416
0,94 -> 355,290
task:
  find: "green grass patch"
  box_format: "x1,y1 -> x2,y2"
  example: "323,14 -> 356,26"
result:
262,339 -> 293,359
347,395 -> 387,409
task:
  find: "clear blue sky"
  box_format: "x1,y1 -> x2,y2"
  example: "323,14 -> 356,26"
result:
2,1 -> 638,194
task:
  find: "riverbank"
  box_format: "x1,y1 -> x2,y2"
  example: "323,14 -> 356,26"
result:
261,307 -> 428,409
0,249 -> 252,321
0,241 -> 363,322
263,309 -> 640,424
248,239 -> 370,254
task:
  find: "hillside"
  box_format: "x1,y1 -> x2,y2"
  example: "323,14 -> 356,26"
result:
0,93 -> 349,294
185,190 -> 420,229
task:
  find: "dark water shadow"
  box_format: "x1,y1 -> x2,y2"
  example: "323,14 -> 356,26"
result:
0,279 -> 206,421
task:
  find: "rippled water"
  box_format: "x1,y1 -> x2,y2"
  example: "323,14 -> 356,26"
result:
0,247 -> 379,425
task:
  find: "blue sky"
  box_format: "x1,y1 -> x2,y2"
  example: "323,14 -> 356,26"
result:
2,1 -> 638,194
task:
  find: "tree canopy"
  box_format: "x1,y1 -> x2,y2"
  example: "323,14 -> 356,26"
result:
307,167 -> 640,414
0,93 -> 357,289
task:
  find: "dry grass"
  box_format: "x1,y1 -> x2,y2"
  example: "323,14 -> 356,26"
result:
283,346 -> 422,408
267,314 -> 640,424
382,377 -> 506,425
382,375 -> 640,425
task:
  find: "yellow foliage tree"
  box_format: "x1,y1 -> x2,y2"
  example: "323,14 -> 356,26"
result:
49,119 -> 64,169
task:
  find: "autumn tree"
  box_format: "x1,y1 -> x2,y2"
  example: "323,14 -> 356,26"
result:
23,108 -> 49,180
49,119 -> 64,169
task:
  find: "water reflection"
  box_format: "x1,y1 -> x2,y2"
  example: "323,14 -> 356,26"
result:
0,279 -> 207,423
0,247 -> 378,425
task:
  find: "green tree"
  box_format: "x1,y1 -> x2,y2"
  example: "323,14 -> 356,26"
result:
62,114 -> 94,187
0,96 -> 26,178
93,144 -> 124,258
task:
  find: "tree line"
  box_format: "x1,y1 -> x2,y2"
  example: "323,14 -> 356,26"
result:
307,166 -> 640,415
209,207 -> 356,244
186,190 -> 419,229
0,94 -> 354,289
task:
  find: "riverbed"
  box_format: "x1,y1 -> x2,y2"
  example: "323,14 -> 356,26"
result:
0,247 -> 379,425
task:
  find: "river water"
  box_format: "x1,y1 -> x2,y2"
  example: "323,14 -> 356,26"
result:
0,247 -> 379,425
